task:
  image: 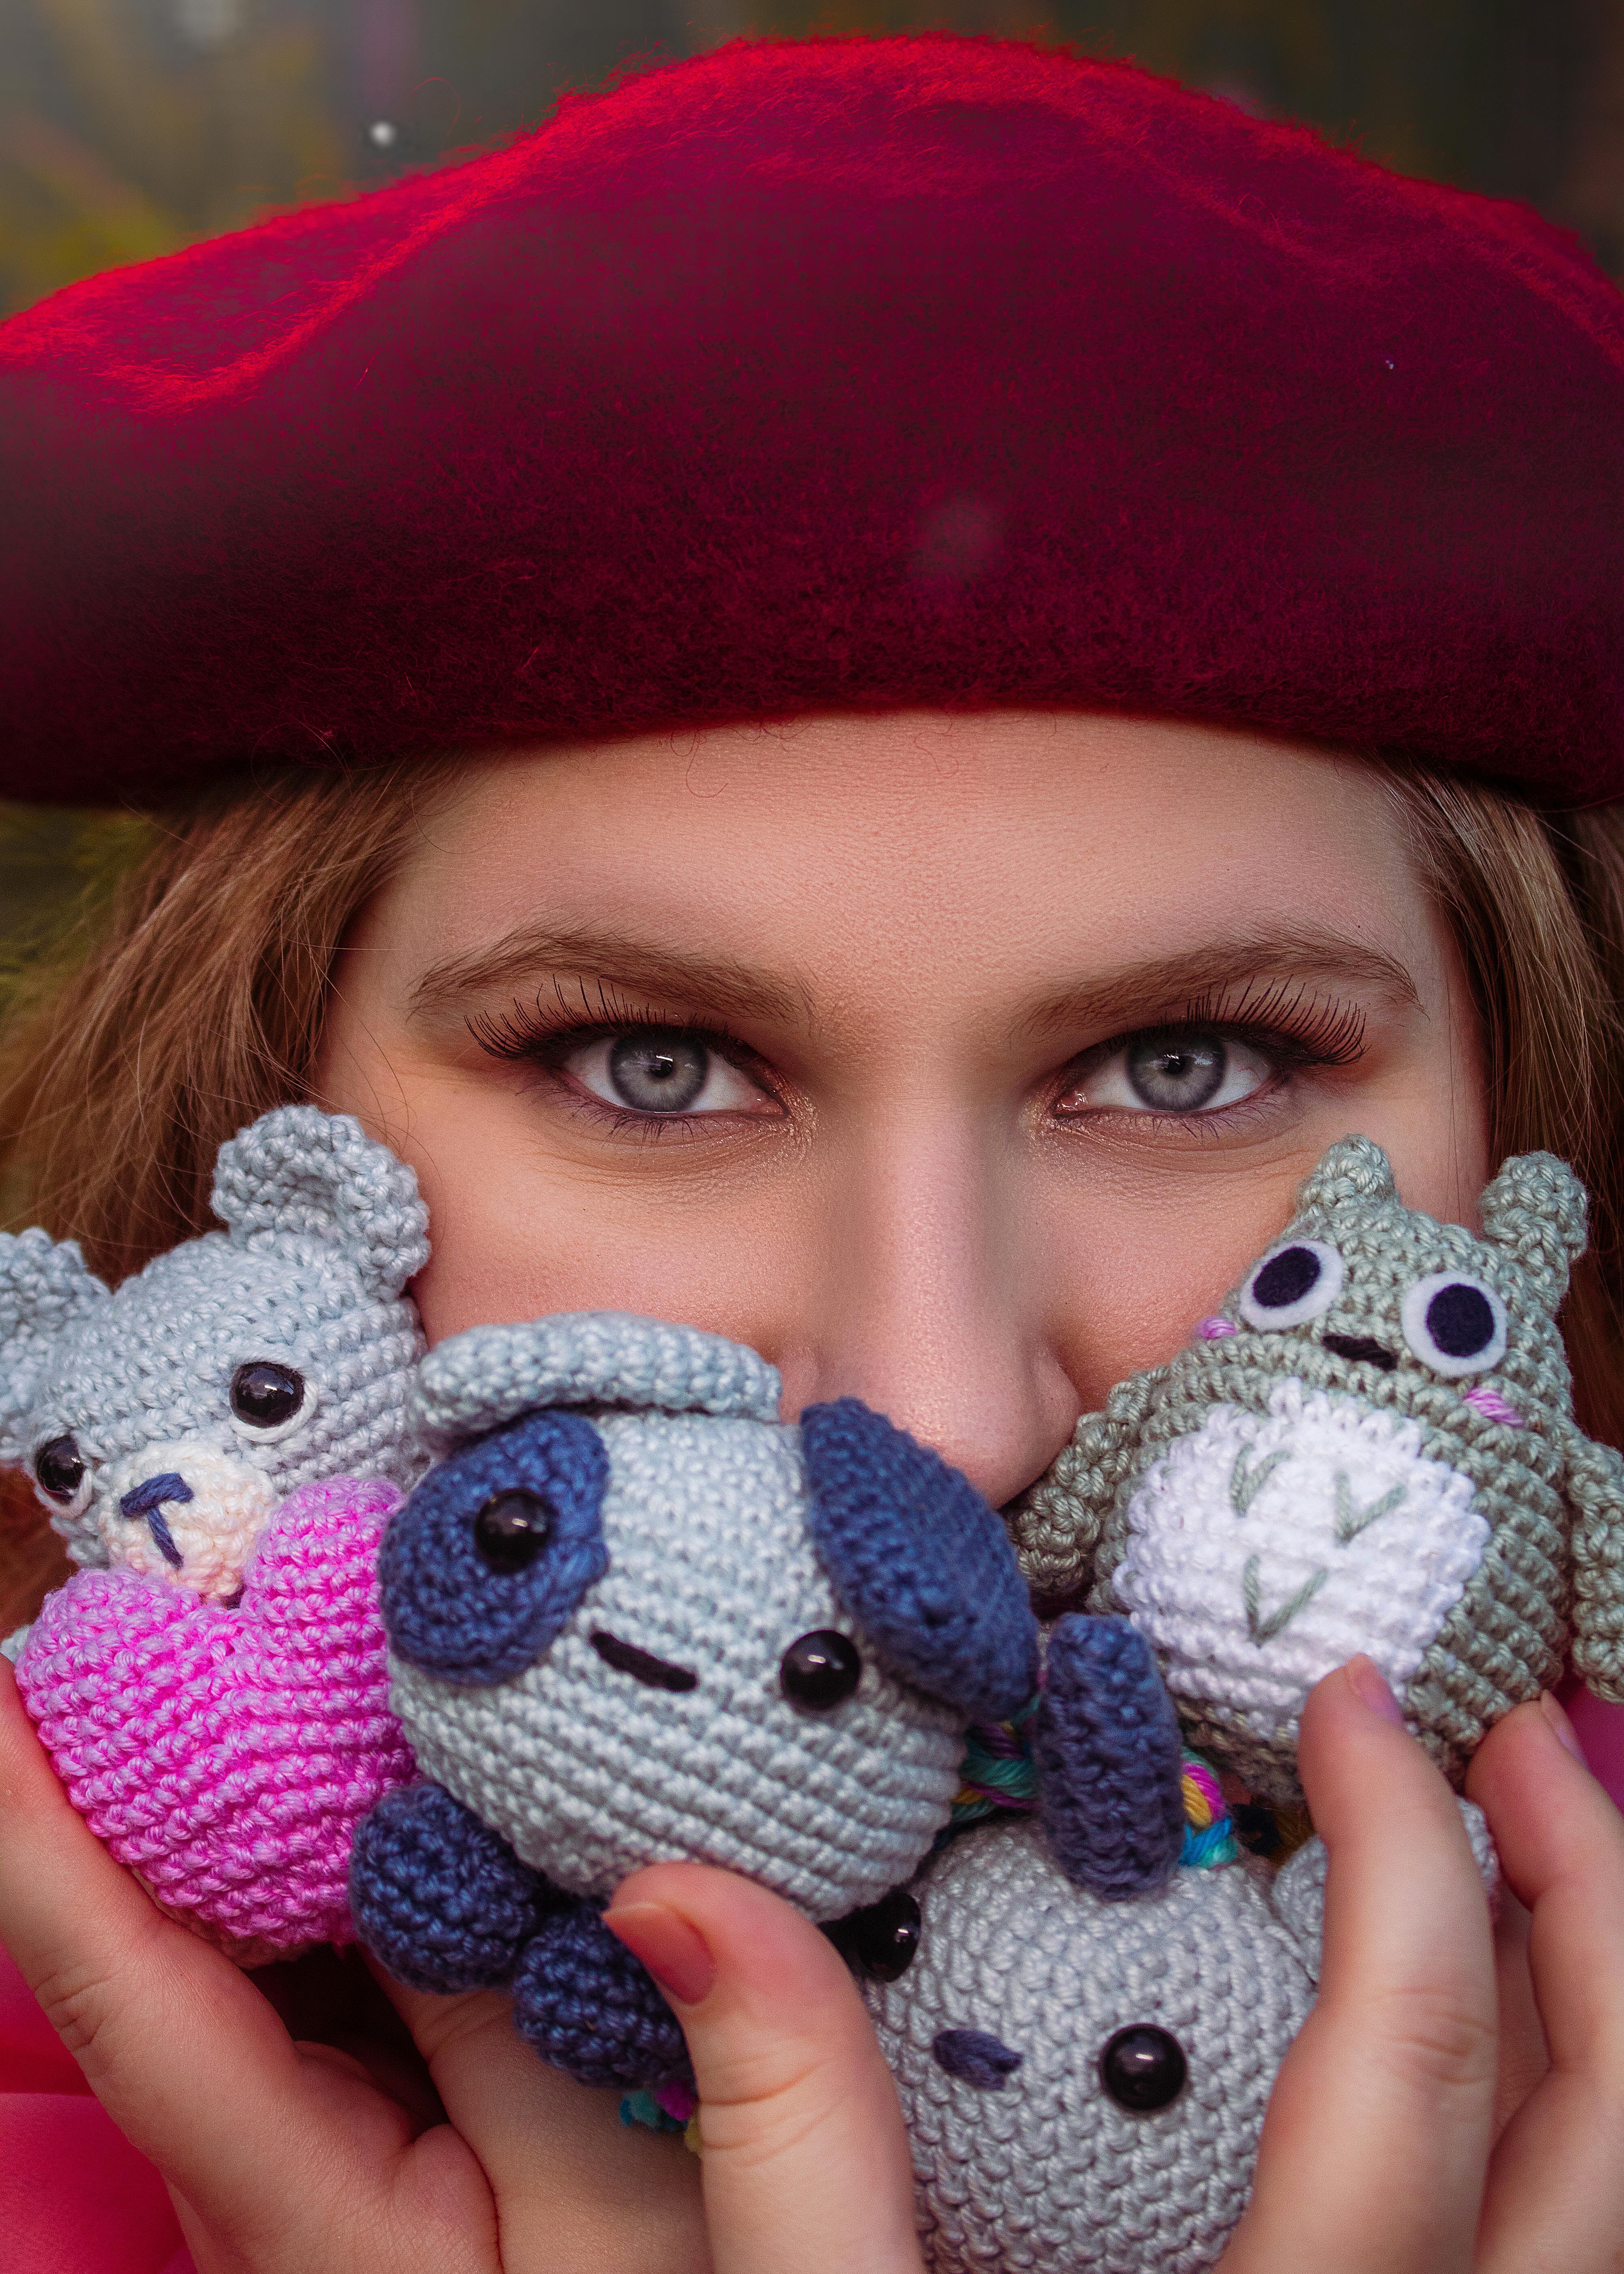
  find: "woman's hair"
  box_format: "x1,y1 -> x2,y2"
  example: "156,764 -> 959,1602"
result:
2,752 -> 1623,1633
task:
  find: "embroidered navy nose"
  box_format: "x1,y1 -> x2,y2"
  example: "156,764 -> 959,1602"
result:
119,1472 -> 194,1570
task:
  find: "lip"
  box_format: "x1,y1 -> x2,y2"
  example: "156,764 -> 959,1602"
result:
590,1629 -> 698,1693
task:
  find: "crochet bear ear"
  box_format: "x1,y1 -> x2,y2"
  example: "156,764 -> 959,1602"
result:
210,1106 -> 430,1299
410,1313 -> 784,1451
0,1228 -> 109,1461
1477,1152 -> 1589,1303
799,1398 -> 1039,1723
1287,1134 -> 1397,1225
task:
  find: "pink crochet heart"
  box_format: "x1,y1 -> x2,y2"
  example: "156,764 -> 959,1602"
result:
17,1477 -> 417,1957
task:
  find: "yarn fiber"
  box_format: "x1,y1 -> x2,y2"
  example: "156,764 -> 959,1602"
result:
15,1476 -> 417,1957
1009,1138 -> 1624,1798
0,1106 -> 429,1598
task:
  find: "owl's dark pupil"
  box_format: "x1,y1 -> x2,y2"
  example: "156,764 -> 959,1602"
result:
779,1628 -> 862,1710
473,1489 -> 552,1573
1099,2023 -> 1187,2112
827,1889 -> 922,1982
34,1434 -> 85,1503
1252,1246 -> 1321,1310
231,1362 -> 304,1427
1425,1283 -> 1497,1359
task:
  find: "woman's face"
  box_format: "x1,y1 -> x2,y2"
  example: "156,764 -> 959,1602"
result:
317,711 -> 1487,1509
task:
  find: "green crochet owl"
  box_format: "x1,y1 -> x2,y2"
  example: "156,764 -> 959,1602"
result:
1009,1137 -> 1624,1804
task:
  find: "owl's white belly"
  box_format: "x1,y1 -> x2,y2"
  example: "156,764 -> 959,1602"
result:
1114,1379 -> 1488,1756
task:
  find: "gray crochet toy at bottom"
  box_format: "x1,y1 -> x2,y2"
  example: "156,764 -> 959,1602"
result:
1009,1135 -> 1624,1805
857,1623 -> 1501,2274
0,1106 -> 429,1647
350,1310 -> 1042,2088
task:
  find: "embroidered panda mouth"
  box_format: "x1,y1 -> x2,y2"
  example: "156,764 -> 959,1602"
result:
589,1629 -> 698,1693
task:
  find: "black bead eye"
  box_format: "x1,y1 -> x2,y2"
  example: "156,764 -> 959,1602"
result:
1239,1239 -> 1344,1330
827,1889 -> 921,1982
1099,2024 -> 1187,2113
33,1434 -> 86,1505
779,1628 -> 862,1710
230,1361 -> 306,1430
1400,1271 -> 1507,1377
473,1489 -> 553,1573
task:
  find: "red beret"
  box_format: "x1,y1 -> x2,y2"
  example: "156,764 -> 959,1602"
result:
3,33 -> 1624,806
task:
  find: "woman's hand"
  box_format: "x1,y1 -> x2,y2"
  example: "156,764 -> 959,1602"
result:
0,1656 -> 708,2274
1226,1659 -> 1624,2273
6,1644 -> 1624,2274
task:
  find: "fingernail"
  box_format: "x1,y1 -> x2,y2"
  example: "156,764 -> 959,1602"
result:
1344,1654 -> 1406,1725
1539,1689 -> 1589,1766
604,1902 -> 716,2007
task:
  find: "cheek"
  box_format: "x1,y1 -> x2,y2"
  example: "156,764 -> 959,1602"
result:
1043,1166 -> 1312,1403
401,1105 -> 795,1347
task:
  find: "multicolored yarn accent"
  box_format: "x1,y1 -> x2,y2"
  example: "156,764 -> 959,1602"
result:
15,1476 -> 417,1959
950,1706 -> 1239,1871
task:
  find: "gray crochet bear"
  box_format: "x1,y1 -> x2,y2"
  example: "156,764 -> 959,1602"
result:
1009,1136 -> 1624,1803
0,1106 -> 429,1613
350,1311 -> 1039,2087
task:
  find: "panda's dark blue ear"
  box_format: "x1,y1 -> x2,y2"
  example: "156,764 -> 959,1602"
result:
1033,1615 -> 1185,1898
799,1399 -> 1038,1722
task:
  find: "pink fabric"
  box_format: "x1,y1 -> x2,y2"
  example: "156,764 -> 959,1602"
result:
0,1950 -> 193,2273
15,1478 -> 416,1954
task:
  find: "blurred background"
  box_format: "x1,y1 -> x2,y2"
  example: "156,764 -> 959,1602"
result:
4,0 -> 1624,1016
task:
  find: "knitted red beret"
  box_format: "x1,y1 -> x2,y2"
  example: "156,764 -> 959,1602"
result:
3,33 -> 1623,806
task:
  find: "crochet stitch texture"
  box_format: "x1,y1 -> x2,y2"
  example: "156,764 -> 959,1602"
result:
15,1476 -> 416,1957
0,1106 -> 429,1602
1008,1137 -> 1624,1800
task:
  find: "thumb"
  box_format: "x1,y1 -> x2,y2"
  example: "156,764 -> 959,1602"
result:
606,1863 -> 925,2274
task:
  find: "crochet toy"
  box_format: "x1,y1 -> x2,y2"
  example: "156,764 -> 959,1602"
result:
0,1105 -> 429,1621
14,1478 -> 416,1960
1009,1137 -> 1624,1803
857,1618 -> 1500,2274
350,1311 -> 1040,2087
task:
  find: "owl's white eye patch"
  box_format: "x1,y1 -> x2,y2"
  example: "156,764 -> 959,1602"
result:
1238,1241 -> 1344,1331
1400,1273 -> 1507,1377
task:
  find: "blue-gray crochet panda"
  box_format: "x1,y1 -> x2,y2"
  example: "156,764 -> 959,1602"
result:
854,1618 -> 1500,2274
0,1107 -> 429,1611
350,1312 -> 1040,2087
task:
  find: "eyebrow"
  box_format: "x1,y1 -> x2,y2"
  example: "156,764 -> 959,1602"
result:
408,922 -> 811,1029
411,917 -> 1421,1050
1013,932 -> 1422,1045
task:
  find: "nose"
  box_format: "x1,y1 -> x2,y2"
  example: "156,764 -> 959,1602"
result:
772,1115 -> 1081,1509
119,1472 -> 194,1569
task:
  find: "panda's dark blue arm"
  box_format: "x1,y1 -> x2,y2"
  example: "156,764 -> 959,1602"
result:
350,1783 -> 564,1993
1032,1614 -> 1186,1898
511,1904 -> 693,2091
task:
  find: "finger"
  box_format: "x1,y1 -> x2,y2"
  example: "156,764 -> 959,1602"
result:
374,1968 -> 710,2274
1467,1694 -> 1624,2274
0,1658 -> 458,2252
606,1861 -> 925,2274
1222,1657 -> 1497,2274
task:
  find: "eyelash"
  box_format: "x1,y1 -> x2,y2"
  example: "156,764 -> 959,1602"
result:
467,985 -> 777,1137
1060,983 -> 1368,1126
467,977 -> 1369,1137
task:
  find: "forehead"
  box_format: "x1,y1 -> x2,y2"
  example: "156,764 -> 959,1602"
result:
358,711 -> 1449,1040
